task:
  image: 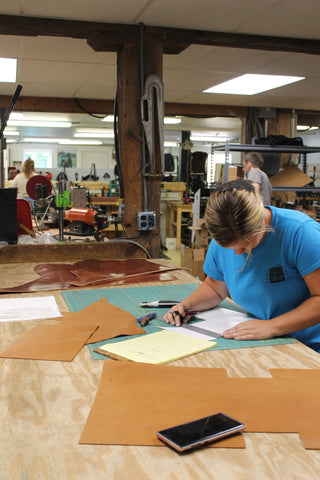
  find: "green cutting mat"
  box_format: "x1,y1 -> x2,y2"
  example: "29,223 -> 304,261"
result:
62,284 -> 297,360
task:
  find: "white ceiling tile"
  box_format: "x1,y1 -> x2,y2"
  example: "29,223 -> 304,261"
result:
2,0 -> 150,22
236,0 -> 320,39
74,85 -> 116,100
18,59 -> 96,84
85,64 -> 117,87
139,0 -> 280,31
20,36 -> 116,63
0,36 -> 23,58
16,82 -> 79,97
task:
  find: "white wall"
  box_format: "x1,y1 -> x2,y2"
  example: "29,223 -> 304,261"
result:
7,142 -> 116,182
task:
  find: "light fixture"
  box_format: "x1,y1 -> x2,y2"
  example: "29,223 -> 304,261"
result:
297,125 -> 319,131
8,120 -> 72,128
22,138 -> 62,143
190,131 -> 229,142
164,141 -> 179,147
59,139 -> 103,145
102,115 -> 181,125
9,112 -> 24,120
22,138 -> 103,145
74,132 -> 114,138
203,74 -> 305,95
4,129 -> 19,136
0,58 -> 17,82
102,115 -> 114,122
164,117 -> 181,125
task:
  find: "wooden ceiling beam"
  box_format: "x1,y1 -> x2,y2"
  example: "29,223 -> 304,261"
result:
165,103 -> 247,118
0,96 -> 114,115
0,95 -> 247,118
0,14 -> 320,56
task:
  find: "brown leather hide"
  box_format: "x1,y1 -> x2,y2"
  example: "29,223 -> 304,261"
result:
0,259 -> 179,293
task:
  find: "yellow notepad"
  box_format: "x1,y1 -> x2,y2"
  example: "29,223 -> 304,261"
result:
95,330 -> 215,364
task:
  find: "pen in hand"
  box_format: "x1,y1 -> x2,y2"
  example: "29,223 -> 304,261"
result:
170,310 -> 200,316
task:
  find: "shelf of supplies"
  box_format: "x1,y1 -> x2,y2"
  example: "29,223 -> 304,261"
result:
212,144 -> 320,154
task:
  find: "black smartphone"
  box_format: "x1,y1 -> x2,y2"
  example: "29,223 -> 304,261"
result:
156,412 -> 245,452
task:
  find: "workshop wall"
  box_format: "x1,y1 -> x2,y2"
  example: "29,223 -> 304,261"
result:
7,142 -> 115,170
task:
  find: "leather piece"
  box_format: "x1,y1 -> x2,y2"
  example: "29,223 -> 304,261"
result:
0,298 -> 145,361
79,362 -> 320,450
0,316 -> 97,361
0,259 -> 179,293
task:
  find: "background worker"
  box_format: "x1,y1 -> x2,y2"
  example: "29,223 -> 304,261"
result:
163,179 -> 320,353
11,157 -> 37,203
243,151 -> 273,205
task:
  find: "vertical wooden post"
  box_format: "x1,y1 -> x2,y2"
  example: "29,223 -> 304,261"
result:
117,42 -> 144,237
143,40 -> 163,256
117,39 -> 163,258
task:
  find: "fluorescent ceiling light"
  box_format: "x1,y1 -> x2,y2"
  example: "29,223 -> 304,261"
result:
74,132 -> 114,138
190,136 -> 228,142
8,120 -> 72,128
164,117 -> 181,125
191,131 -> 229,142
76,128 -> 113,133
9,112 -> 24,120
164,141 -> 178,147
22,138 -> 102,145
59,139 -> 102,145
22,138 -> 62,143
102,115 -> 181,125
4,129 -> 19,136
297,125 -> 319,131
0,58 -> 17,82
102,115 -> 114,122
203,74 -> 305,95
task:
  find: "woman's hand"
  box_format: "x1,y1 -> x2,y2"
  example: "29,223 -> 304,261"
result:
163,304 -> 191,327
222,320 -> 274,341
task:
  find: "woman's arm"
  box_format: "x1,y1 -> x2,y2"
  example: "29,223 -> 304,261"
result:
163,276 -> 228,326
223,267 -> 320,340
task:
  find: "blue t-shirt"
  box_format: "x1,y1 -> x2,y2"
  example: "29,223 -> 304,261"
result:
203,206 -> 320,352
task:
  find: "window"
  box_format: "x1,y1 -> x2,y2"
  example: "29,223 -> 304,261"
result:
24,150 -> 52,169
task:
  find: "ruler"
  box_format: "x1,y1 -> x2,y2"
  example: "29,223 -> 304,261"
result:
181,323 -> 221,339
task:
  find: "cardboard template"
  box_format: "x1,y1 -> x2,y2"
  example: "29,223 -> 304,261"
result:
0,298 -> 145,361
79,362 -> 320,450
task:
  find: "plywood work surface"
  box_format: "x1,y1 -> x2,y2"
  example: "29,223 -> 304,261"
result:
1,265 -> 320,479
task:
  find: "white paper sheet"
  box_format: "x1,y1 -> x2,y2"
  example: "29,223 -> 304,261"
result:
0,296 -> 62,322
161,307 -> 251,340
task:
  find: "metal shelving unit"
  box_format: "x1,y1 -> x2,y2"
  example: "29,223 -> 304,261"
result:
213,142 -> 320,193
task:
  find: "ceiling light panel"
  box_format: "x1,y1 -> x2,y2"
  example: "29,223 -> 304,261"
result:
0,58 -> 17,82
204,74 -> 305,95
8,120 -> 72,128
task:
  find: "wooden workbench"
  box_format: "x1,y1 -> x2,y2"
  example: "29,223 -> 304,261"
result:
0,254 -> 320,479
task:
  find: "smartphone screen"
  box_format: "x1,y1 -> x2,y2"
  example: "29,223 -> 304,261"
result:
156,413 -> 245,452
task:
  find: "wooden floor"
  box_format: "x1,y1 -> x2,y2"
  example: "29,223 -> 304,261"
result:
164,248 -> 182,267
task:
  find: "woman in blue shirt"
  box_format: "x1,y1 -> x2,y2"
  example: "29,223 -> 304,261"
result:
163,179 -> 320,353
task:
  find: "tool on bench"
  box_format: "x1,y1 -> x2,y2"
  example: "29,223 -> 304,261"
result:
140,300 -> 180,308
137,313 -> 157,327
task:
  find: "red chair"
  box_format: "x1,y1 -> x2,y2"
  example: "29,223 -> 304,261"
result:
17,199 -> 34,237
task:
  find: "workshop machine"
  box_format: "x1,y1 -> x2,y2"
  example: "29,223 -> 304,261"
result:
64,203 -> 125,241
64,208 -> 109,240
26,174 -> 56,228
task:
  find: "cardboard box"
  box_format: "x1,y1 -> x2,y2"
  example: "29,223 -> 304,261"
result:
215,164 -> 242,182
188,218 -> 209,248
180,244 -> 206,281
165,237 -> 177,250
